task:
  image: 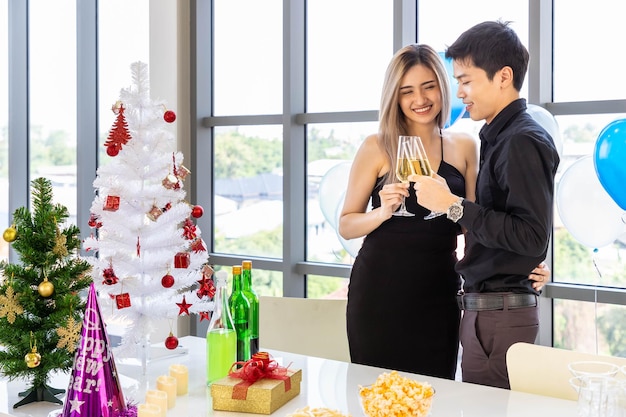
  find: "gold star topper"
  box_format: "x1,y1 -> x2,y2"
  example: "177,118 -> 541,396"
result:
56,315 -> 82,353
0,285 -> 24,324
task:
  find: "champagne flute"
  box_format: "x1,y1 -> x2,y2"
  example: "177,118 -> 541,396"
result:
393,136 -> 416,217
410,136 -> 446,220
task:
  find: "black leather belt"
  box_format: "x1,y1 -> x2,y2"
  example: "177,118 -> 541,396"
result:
457,292 -> 537,311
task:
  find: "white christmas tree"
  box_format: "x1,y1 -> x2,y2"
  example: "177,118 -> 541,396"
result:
83,61 -> 214,365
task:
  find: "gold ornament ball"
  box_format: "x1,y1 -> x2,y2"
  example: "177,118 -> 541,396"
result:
38,280 -> 54,298
3,226 -> 17,242
25,350 -> 41,368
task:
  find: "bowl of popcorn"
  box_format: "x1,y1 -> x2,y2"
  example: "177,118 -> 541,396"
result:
359,371 -> 435,417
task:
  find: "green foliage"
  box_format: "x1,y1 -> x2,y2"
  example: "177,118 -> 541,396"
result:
553,228 -> 596,283
562,123 -> 598,143
599,307 -> 626,357
214,131 -> 282,179
0,177 -> 92,390
307,275 -> 346,299
308,126 -> 358,161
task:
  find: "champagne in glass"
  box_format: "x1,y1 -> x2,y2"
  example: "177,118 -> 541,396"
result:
411,136 -> 446,220
393,136 -> 416,217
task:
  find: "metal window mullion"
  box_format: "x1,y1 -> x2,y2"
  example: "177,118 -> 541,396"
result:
282,0 -> 306,298
8,0 -> 29,263
76,0 -> 99,245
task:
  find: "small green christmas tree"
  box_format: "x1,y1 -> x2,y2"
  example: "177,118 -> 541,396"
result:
0,177 -> 92,408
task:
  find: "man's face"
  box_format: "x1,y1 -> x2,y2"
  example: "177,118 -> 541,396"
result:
452,59 -> 503,124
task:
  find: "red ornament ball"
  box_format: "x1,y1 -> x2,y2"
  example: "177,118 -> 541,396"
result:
163,110 -> 177,123
191,205 -> 204,218
161,274 -> 175,288
106,145 -> 119,157
165,334 -> 179,350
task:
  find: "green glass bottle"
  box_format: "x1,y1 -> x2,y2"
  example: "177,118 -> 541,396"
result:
242,260 -> 260,355
206,271 -> 237,386
228,265 -> 251,362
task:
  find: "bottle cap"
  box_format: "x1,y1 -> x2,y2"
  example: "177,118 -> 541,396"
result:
233,265 -> 242,274
215,270 -> 228,286
242,260 -> 252,270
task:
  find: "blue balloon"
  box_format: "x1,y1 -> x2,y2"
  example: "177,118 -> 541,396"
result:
438,52 -> 466,128
594,119 -> 626,210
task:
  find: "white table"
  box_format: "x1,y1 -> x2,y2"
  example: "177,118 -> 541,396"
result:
1,336 -> 578,416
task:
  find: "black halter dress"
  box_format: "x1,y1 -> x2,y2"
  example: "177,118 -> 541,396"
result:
346,143 -> 466,379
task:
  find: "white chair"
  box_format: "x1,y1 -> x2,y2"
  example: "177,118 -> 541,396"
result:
506,342 -> 626,401
258,296 -> 350,362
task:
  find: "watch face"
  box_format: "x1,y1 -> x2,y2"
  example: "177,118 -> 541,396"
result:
448,202 -> 463,221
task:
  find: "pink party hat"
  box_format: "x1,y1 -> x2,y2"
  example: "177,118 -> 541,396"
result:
60,282 -> 137,417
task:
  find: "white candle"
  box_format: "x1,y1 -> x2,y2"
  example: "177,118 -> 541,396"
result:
145,389 -> 168,417
137,403 -> 161,417
156,375 -> 177,409
169,364 -> 189,395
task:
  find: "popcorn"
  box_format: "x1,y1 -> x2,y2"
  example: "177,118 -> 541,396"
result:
359,371 -> 434,417
287,406 -> 351,417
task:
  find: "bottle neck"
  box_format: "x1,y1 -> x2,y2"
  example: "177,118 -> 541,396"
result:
209,282 -> 232,330
242,269 -> 252,290
232,273 -> 243,292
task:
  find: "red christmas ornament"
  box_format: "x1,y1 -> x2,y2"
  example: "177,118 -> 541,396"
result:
103,195 -> 120,211
163,110 -> 177,123
106,145 -> 120,157
104,103 -> 132,156
191,205 -> 204,218
199,311 -> 211,322
88,213 -> 99,228
174,252 -> 190,268
161,273 -> 175,288
102,267 -> 119,285
182,218 -> 197,240
176,295 -> 192,316
190,238 -> 206,253
115,293 -> 131,309
165,332 -> 179,350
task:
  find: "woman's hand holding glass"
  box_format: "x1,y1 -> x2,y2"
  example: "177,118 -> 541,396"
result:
392,136 -> 417,217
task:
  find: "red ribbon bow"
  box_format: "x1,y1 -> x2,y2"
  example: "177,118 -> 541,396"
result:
228,352 -> 292,400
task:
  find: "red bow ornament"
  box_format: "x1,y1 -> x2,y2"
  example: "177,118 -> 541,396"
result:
228,352 -> 292,400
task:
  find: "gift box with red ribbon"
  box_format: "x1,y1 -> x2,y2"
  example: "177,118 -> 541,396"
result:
174,252 -> 190,268
103,195 -> 120,211
115,293 -> 131,309
210,352 -> 302,414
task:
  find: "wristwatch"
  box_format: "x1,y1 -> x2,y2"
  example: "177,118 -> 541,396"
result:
446,198 -> 464,223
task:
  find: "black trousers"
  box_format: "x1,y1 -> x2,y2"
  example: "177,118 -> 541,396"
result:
459,301 -> 538,389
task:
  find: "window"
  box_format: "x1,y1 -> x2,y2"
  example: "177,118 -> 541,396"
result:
213,0 -> 282,116
0,1 -> 7,262
29,0 -> 77,224
306,0 -> 391,112
553,0 -> 626,102
98,0 -> 150,159
213,125 -> 283,259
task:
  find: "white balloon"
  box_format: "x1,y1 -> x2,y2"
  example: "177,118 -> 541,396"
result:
527,104 -> 563,157
318,162 -> 352,229
556,155 -> 625,248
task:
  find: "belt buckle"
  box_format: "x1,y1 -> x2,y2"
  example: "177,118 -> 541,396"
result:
457,291 -> 466,310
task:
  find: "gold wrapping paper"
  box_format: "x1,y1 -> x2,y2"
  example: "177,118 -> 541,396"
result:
211,369 -> 302,414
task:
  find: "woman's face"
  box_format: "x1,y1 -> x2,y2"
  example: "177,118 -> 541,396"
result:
397,64 -> 442,126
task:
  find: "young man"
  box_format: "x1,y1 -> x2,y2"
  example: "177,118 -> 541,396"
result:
410,21 -> 560,389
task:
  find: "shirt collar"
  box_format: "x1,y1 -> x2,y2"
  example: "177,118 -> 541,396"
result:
479,98 -> 528,145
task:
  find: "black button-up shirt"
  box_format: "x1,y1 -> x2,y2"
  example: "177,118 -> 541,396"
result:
457,98 -> 560,294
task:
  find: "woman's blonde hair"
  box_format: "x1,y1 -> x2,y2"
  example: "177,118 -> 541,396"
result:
378,44 -> 451,184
